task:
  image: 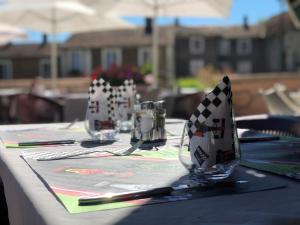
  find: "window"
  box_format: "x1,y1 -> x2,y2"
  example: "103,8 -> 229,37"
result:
189,59 -> 204,75
138,47 -> 152,67
62,49 -> 92,76
220,61 -> 232,72
0,60 -> 12,79
39,59 -> 51,78
286,50 -> 294,71
237,61 -> 252,73
236,39 -> 252,55
189,36 -> 205,54
101,48 -> 122,70
219,39 -> 231,56
71,50 -> 82,73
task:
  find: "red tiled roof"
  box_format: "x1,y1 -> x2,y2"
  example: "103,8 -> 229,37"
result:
65,24 -> 267,48
176,25 -> 266,38
0,43 -> 61,58
64,27 -> 176,48
264,12 -> 296,36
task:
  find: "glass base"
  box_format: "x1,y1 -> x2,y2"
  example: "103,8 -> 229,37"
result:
87,129 -> 118,141
130,138 -> 167,150
119,120 -> 132,133
188,160 -> 239,183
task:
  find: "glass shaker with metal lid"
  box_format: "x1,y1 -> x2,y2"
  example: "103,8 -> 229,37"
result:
131,100 -> 167,149
131,101 -> 155,144
153,100 -> 167,144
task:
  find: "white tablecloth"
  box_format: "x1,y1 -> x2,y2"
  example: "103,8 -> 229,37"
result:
0,123 -> 300,225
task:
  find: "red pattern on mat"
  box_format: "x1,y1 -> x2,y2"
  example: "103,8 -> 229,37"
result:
51,186 -> 102,197
63,168 -> 134,178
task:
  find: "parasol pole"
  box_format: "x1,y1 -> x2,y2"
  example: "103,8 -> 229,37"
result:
152,0 -> 159,88
50,6 -> 58,90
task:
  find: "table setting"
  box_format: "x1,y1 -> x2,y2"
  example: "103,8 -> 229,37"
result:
0,76 -> 299,224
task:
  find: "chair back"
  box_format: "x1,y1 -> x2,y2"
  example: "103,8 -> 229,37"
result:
8,93 -> 63,124
259,88 -> 295,115
164,92 -> 205,119
236,114 -> 300,137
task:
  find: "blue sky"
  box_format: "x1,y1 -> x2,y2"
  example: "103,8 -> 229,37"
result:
18,0 -> 287,44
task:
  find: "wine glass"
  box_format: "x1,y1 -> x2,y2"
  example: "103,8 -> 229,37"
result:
178,121 -> 240,183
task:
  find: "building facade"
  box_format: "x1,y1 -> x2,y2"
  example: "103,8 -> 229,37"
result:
0,13 -> 299,80
173,25 -> 267,76
0,43 -> 60,79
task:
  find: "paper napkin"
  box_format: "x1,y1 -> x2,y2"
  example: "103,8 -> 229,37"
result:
187,76 -> 239,170
114,79 -> 136,121
87,78 -> 115,131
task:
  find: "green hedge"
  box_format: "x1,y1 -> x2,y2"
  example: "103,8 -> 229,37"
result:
176,77 -> 207,91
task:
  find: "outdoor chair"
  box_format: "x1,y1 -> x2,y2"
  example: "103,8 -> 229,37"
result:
236,114 -> 300,137
289,90 -> 300,104
164,92 -> 205,119
8,93 -> 63,124
273,83 -> 300,108
259,87 -> 297,115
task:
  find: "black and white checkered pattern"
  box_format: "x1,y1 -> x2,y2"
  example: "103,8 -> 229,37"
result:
187,76 -> 232,138
88,78 -> 115,120
88,78 -> 109,95
114,79 -> 137,120
115,87 -> 123,99
119,79 -> 136,95
87,79 -> 137,122
107,89 -> 115,121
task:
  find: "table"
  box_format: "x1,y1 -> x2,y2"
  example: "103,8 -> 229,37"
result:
0,91 -> 88,124
0,88 -> 25,123
0,123 -> 300,225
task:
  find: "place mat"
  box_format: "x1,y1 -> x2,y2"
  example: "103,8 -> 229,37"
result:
0,127 -> 92,148
22,147 -> 285,214
0,120 -> 185,149
241,140 -> 300,180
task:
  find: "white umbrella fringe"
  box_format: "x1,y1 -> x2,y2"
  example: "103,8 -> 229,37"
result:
0,23 -> 26,44
0,0 -> 135,89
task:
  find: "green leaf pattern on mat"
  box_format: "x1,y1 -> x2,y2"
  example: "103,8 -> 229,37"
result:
57,194 -> 136,214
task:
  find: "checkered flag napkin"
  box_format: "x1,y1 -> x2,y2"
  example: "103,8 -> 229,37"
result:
187,76 -> 238,170
87,78 -> 115,131
115,79 -> 136,121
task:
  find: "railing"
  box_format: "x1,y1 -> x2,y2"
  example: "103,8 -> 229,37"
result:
231,73 -> 300,116
0,77 -> 91,93
1,72 -> 300,116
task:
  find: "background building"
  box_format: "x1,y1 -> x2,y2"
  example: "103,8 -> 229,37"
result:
0,12 -> 299,80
